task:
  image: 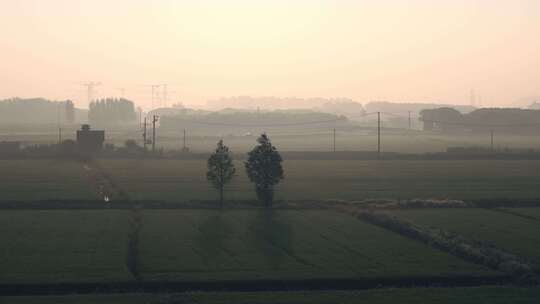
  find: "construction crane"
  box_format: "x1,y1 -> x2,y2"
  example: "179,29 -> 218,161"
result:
80,82 -> 101,106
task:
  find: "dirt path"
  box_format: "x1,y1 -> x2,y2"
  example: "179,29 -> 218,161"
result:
81,160 -> 129,202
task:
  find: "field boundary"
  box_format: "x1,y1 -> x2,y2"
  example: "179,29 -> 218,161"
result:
345,209 -> 539,284
0,275 -> 512,297
81,160 -> 130,202
488,208 -> 540,222
5,151 -> 540,160
1,199 -> 540,210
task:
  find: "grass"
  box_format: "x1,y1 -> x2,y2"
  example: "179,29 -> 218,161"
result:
98,159 -> 540,201
11,129 -> 540,154
383,208 -> 540,263
500,207 -> 540,221
3,287 -> 540,304
0,210 -> 132,283
0,160 -> 97,201
1,158 -> 539,203
0,209 -> 494,284
138,209 -> 494,281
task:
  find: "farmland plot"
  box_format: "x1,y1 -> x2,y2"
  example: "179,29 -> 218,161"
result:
0,210 -> 132,283
138,210 -> 495,281
0,160 -> 97,201
499,207 -> 540,221
384,209 -> 540,263
98,159 -> 540,201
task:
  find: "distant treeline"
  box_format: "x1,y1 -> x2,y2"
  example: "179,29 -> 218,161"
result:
365,101 -> 476,115
421,108 -> 540,133
204,97 -> 482,125
88,98 -> 137,126
0,97 -> 85,124
158,110 -> 350,134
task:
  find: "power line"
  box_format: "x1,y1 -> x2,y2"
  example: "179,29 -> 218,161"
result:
420,119 -> 540,127
160,116 -> 347,127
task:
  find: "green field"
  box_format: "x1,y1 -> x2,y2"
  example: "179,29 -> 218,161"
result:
0,160 -> 97,201
2,159 -> 540,202
4,287 -> 540,304
99,159 -> 540,201
383,208 -> 540,263
0,209 -> 495,284
138,209 -> 493,281
500,207 -> 540,221
0,210 -> 132,283
8,128 -> 540,154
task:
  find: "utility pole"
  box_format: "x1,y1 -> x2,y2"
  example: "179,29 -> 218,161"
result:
377,111 -> 381,158
182,129 -> 187,152
143,117 -> 147,150
408,111 -> 412,129
332,128 -> 336,152
58,127 -> 62,144
152,115 -> 158,153
490,130 -> 494,152
138,108 -> 142,130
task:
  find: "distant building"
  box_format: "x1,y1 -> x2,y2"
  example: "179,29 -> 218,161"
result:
76,124 -> 105,153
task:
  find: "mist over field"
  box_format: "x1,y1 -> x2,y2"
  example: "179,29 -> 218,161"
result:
1,1 -> 540,303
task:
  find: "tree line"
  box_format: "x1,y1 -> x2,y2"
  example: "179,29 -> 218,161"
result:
420,107 -> 540,133
89,98 -> 136,126
0,97 -> 74,124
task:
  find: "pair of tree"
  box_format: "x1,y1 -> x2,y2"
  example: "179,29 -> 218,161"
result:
206,134 -> 284,207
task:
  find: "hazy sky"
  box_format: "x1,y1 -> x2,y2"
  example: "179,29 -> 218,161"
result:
1,0 -> 539,109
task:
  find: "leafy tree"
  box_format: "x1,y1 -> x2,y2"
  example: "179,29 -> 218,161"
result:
207,140 -> 236,206
88,98 -> 136,126
245,134 -> 284,206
